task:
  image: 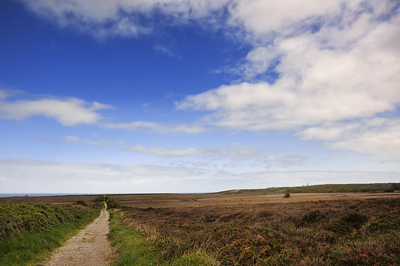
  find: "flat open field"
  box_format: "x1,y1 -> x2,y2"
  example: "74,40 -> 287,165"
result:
113,192 -> 400,265
2,191 -> 399,206
112,192 -> 400,208
3,191 -> 400,265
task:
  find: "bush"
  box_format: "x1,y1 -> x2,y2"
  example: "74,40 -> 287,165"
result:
93,195 -> 107,202
106,197 -> 120,209
283,193 -> 291,198
75,200 -> 90,207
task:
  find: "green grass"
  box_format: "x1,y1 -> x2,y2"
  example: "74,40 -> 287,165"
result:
108,210 -> 218,266
0,203 -> 101,265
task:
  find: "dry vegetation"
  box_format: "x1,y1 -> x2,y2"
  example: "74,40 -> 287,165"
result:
112,192 -> 400,265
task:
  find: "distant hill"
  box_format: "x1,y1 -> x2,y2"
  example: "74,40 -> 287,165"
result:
221,183 -> 400,194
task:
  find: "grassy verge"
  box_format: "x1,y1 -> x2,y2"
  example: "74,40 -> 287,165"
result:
108,210 -> 218,265
0,203 -> 101,265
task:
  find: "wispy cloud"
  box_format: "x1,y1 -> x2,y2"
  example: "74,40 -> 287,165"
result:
103,121 -> 207,134
16,0 -> 230,39
0,158 -> 210,193
64,136 -> 103,146
127,145 -> 204,157
0,92 -> 113,126
1,158 -> 398,193
62,135 -> 304,167
153,44 -> 174,57
0,89 -> 10,99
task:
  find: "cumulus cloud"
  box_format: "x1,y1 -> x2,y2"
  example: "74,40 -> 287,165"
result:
0,93 -> 113,126
177,13 -> 400,129
176,2 -> 400,160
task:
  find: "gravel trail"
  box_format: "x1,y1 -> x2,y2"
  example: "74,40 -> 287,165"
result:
42,204 -> 113,266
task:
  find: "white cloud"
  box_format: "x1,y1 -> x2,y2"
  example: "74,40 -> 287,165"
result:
177,14 -> 400,129
228,0 -> 341,36
0,95 -> 113,126
328,119 -> 400,161
297,118 -> 400,161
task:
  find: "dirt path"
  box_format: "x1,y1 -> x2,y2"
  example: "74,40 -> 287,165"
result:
42,204 -> 113,266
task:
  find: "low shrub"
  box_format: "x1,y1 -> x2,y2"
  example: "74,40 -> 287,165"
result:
93,195 -> 107,202
75,200 -> 90,207
106,197 -> 120,209
283,193 -> 291,198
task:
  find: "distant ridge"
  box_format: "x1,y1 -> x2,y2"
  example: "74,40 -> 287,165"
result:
221,183 -> 400,195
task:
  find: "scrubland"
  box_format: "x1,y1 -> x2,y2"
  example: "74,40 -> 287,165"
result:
1,184 -> 400,265
111,191 -> 400,265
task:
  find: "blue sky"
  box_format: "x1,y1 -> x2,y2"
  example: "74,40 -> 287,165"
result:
0,0 -> 399,193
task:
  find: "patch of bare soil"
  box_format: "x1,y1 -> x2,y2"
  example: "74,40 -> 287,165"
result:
41,205 -> 113,266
